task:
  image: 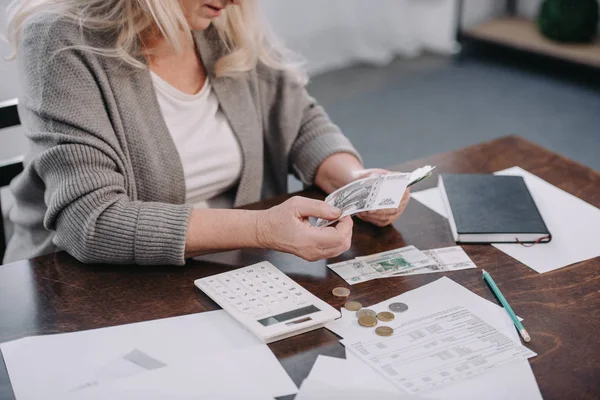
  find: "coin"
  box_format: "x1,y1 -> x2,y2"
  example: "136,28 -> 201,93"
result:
344,301 -> 362,312
332,287 -> 351,297
358,315 -> 378,327
376,311 -> 395,322
356,308 -> 376,318
375,326 -> 394,337
389,302 -> 409,313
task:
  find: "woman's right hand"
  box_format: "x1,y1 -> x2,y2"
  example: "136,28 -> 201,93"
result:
256,196 -> 353,261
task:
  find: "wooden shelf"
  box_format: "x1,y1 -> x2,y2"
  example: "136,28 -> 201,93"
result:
464,17 -> 600,69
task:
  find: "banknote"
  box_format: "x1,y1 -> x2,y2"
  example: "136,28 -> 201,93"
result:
393,246 -> 476,276
327,259 -> 381,285
357,245 -> 438,277
328,246 -> 436,285
408,165 -> 436,187
328,245 -> 476,285
315,166 -> 435,228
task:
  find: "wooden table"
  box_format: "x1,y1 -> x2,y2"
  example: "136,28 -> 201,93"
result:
1,136 -> 599,400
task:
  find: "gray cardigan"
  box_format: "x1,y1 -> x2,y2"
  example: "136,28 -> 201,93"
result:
4,16 -> 360,265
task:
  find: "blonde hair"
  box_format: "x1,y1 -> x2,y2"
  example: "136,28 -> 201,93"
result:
4,0 -> 306,83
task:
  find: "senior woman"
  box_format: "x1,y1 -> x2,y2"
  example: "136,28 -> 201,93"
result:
3,0 -> 410,265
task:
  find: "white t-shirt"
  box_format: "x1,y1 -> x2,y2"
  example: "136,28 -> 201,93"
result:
151,72 -> 243,209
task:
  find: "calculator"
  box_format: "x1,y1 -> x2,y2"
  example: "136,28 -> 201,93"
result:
194,261 -> 340,343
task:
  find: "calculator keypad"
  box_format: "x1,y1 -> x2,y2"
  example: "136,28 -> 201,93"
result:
197,264 -> 311,319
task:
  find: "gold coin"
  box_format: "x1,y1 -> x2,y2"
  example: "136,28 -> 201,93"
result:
356,308 -> 376,319
376,311 -> 395,322
332,287 -> 351,297
344,301 -> 362,312
375,326 -> 394,337
358,315 -> 378,327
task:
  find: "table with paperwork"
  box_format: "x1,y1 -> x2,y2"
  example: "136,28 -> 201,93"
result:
1,136 -> 599,400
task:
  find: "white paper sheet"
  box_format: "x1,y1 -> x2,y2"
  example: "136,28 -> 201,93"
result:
296,355 -> 427,400
494,167 -> 600,273
305,355 -> 398,394
324,277 -> 541,399
344,351 -> 541,400
411,187 -> 448,218
1,311 -> 297,399
411,167 -> 600,273
64,351 -> 281,399
296,379 -> 416,400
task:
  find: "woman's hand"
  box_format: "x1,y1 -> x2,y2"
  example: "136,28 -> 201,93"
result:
256,196 -> 353,261
354,168 -> 411,227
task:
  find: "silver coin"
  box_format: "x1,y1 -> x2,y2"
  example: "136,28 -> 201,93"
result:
356,308 -> 376,319
389,302 -> 409,313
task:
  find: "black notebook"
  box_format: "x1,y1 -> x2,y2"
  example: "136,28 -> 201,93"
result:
439,174 -> 551,244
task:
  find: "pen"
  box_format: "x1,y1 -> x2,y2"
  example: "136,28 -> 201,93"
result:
482,269 -> 531,343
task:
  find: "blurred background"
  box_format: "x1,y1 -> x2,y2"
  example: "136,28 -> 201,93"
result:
1,0 -> 599,198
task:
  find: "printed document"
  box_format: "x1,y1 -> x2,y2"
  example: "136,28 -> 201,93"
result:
325,277 -> 541,399
342,306 -> 536,394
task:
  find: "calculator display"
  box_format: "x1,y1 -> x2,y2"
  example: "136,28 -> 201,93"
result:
257,305 -> 320,327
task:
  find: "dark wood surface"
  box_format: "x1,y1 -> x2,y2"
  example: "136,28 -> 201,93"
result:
1,136 -> 599,400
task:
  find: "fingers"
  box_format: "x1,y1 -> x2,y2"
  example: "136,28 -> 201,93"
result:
297,216 -> 353,261
357,213 -> 394,227
308,227 -> 347,249
357,187 -> 411,227
357,207 -> 403,227
403,187 -> 411,199
309,216 -> 353,248
363,209 -> 398,217
332,215 -> 354,237
290,196 -> 341,220
319,217 -> 354,255
353,168 -> 390,180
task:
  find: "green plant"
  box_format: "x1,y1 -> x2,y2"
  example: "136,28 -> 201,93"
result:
538,0 -> 599,43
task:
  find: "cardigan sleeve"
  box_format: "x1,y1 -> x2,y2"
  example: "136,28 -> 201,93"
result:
288,87 -> 362,185
257,63 -> 362,187
17,17 -> 192,265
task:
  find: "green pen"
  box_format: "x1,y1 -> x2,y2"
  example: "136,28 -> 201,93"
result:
482,269 -> 531,343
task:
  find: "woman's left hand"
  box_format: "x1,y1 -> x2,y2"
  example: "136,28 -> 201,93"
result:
315,156 -> 410,227
354,168 -> 411,227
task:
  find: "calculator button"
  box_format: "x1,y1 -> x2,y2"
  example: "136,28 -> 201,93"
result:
198,263 -> 317,318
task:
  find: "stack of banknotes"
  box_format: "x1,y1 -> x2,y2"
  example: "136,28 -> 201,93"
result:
328,245 -> 476,285
315,165 -> 435,227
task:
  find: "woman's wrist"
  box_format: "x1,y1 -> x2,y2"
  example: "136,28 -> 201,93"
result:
254,210 -> 273,249
185,208 -> 266,258
314,152 -> 364,194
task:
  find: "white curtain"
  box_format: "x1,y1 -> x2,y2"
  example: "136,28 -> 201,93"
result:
259,0 -> 457,76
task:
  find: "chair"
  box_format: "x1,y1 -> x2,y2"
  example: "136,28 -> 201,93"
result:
0,98 -> 24,262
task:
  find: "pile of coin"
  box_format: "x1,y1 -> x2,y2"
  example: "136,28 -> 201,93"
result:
333,287 -> 410,337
